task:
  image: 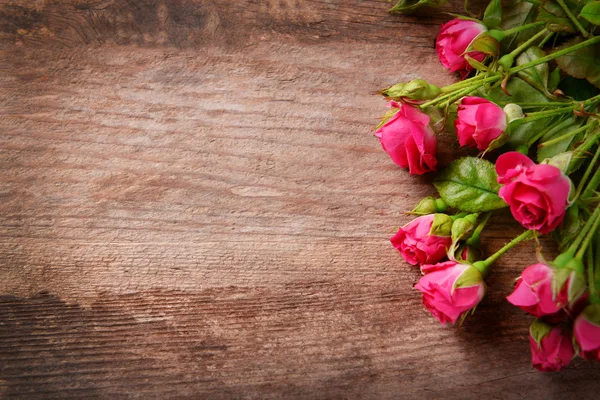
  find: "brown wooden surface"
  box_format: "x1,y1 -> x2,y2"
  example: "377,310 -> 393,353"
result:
1,1 -> 599,399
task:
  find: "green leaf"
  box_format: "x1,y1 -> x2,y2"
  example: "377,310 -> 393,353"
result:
481,77 -> 549,104
388,0 -> 447,13
556,37 -> 600,89
499,0 -> 539,53
558,75 -> 600,100
433,157 -> 507,213
548,67 -> 561,92
580,1 -> 600,25
483,0 -> 502,28
516,46 -> 549,93
537,0 -> 579,32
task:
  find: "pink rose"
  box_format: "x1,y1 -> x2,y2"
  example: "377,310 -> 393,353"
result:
415,261 -> 485,325
506,263 -> 564,319
529,321 -> 574,372
573,304 -> 600,361
375,102 -> 437,175
455,97 -> 507,151
436,19 -> 487,78
496,152 -> 571,234
390,214 -> 452,266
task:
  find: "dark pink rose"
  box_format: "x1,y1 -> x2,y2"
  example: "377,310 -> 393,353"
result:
390,214 -> 452,266
574,304 -> 600,361
415,261 -> 485,325
506,263 -> 563,318
496,152 -> 571,234
375,102 -> 437,175
529,321 -> 574,372
436,19 -> 487,78
455,97 -> 507,151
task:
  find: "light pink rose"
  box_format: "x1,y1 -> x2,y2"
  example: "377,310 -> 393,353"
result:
436,19 -> 487,78
390,214 -> 452,266
529,323 -> 574,372
415,261 -> 485,325
455,97 -> 507,151
496,152 -> 571,234
573,304 -> 600,361
375,102 -> 437,175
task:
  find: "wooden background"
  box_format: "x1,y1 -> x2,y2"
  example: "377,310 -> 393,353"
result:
1,0 -> 599,398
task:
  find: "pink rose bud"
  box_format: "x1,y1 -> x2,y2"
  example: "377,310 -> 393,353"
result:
436,19 -> 487,78
573,304 -> 600,361
496,152 -> 571,234
506,263 -> 564,319
375,101 -> 437,175
415,261 -> 486,325
529,320 -> 574,372
455,97 -> 507,151
507,263 -> 586,320
390,214 -> 453,266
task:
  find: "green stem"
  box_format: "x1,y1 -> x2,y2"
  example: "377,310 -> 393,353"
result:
509,29 -> 549,59
421,83 -> 480,108
439,74 -> 487,94
473,230 -> 533,275
514,102 -> 570,108
574,133 -> 600,197
526,117 -> 565,147
565,207 -> 600,257
522,106 -> 574,122
509,36 -> 600,75
502,21 -> 546,37
538,31 -> 554,48
556,0 -> 589,38
575,207 -> 600,260
465,212 -> 492,247
442,85 -> 479,108
587,246 -> 599,302
538,123 -> 588,148
582,166 -> 600,200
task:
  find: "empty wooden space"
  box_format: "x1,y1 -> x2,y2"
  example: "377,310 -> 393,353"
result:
0,1 -> 599,398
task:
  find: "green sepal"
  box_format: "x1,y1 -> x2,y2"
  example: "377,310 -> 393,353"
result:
376,107 -> 400,130
388,0 -> 448,14
530,319 -> 553,347
454,265 -> 484,289
430,213 -> 453,237
468,34 -> 500,57
451,214 -> 478,242
580,304 -> 600,326
541,151 -> 572,173
409,196 -> 447,215
380,79 -> 442,101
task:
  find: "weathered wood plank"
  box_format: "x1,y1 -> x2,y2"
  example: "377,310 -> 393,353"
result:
1,0 -> 599,399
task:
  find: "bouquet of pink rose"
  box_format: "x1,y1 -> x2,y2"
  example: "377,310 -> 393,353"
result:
377,0 -> 600,371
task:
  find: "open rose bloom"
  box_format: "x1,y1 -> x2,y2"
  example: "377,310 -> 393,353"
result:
390,214 -> 452,266
529,321 -> 574,372
574,304 -> 600,361
496,152 -> 571,234
375,102 -> 437,175
415,261 -> 485,325
436,19 -> 487,78
455,97 -> 507,151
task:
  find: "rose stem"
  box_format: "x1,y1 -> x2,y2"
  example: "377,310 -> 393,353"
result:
564,207 -> 600,258
525,117 -> 567,147
500,28 -> 549,69
538,123 -> 589,148
538,31 -> 554,48
465,212 -> 492,248
502,21 -> 546,37
575,207 -> 600,261
573,133 -> 600,195
582,166 -> 600,200
472,230 -> 534,275
508,35 -> 600,75
587,245 -> 599,303
556,0 -> 589,38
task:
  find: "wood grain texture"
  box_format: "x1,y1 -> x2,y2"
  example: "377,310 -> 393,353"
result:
0,1 -> 599,399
